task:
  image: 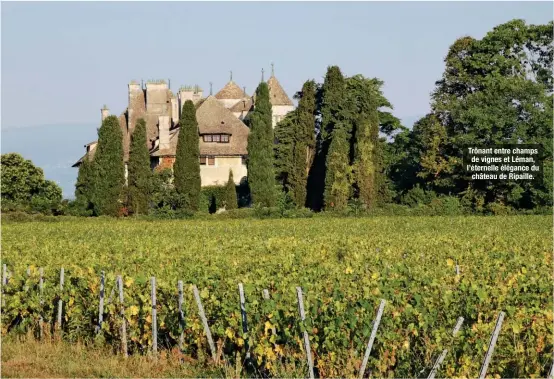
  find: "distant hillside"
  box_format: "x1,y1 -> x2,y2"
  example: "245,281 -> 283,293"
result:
1,123 -> 98,199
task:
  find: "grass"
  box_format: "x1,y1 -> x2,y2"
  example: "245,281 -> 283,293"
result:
1,335 -> 208,378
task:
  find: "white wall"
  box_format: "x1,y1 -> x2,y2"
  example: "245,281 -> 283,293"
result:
272,105 -> 295,127
200,156 -> 247,186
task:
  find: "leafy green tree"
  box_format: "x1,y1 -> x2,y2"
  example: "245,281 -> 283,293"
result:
90,115 -> 125,216
224,170 -> 238,210
1,153 -> 47,204
127,118 -> 152,215
428,19 -> 553,208
247,82 -> 276,207
174,100 -> 201,212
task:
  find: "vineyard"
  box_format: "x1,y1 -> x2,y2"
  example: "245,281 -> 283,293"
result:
1,216 -> 553,378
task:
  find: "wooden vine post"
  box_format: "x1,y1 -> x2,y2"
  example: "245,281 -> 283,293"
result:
96,271 -> 105,334
359,299 -> 386,379
57,267 -> 65,338
151,277 -> 158,355
117,275 -> 128,357
478,311 -> 505,379
178,280 -> 185,350
192,285 -> 217,362
296,287 -> 314,379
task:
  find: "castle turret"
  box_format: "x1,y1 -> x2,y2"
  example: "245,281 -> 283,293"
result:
215,72 -> 245,109
178,85 -> 203,118
267,64 -> 295,128
145,80 -> 169,115
101,105 -> 110,122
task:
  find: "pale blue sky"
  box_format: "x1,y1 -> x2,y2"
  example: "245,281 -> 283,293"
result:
1,1 -> 552,197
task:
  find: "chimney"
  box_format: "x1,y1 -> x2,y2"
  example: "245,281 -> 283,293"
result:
101,105 -> 110,122
158,116 -> 170,152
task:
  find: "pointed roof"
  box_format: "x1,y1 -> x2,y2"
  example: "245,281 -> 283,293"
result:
214,81 -> 245,100
267,76 -> 294,106
230,97 -> 254,112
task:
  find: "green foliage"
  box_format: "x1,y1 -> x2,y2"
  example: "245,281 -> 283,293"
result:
90,115 -> 125,216
275,80 -> 317,208
1,153 -> 63,215
74,158 -> 94,215
224,170 -> 238,210
1,216 -> 552,377
1,153 -> 47,203
247,82 -> 276,207
127,118 -> 152,215
324,124 -> 352,210
174,100 -> 201,212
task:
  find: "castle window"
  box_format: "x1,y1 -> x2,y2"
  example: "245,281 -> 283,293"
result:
221,134 -> 229,143
203,135 -> 213,142
213,134 -> 221,142
200,156 -> 207,165
208,156 -> 215,165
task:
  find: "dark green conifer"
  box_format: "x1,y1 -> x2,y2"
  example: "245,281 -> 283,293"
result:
224,170 -> 238,210
174,100 -> 201,212
247,82 -> 276,207
127,118 -> 152,215
90,115 -> 125,216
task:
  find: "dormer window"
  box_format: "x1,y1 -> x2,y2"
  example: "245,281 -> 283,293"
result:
202,134 -> 230,143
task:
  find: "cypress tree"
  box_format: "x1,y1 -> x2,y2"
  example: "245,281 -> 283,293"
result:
274,112 -> 296,191
289,80 -> 316,207
324,123 -> 352,210
353,110 -> 379,208
224,170 -> 238,210
90,115 -> 125,216
74,155 -> 94,212
127,118 -> 152,215
247,82 -> 276,207
174,100 -> 201,212
307,66 -> 346,211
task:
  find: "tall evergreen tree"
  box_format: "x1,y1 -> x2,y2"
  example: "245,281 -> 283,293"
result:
174,100 -> 201,212
90,115 -> 125,216
352,111 -> 379,208
247,82 -> 276,207
289,80 -> 316,207
324,123 -> 352,210
74,156 -> 94,212
224,170 -> 238,210
274,112 -> 296,191
307,66 -> 346,211
127,118 -> 152,215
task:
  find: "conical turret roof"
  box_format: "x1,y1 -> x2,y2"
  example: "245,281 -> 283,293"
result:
215,81 -> 245,100
267,75 -> 293,106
